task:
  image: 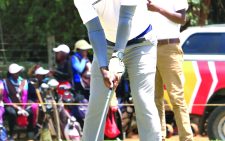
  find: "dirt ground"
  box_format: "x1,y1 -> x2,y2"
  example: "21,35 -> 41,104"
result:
124,135 -> 209,141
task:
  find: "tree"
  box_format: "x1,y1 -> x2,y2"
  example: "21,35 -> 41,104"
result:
0,0 -> 225,63
185,0 -> 225,27
208,0 -> 225,24
0,0 -> 87,63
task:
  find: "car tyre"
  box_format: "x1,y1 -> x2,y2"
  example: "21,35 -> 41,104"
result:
208,106 -> 225,140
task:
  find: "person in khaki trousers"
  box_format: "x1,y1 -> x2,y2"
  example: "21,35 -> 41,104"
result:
147,0 -> 193,141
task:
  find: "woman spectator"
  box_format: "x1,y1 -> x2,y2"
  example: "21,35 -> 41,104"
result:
72,39 -> 92,99
2,63 -> 38,140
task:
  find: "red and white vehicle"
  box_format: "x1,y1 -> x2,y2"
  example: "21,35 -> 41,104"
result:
164,24 -> 225,140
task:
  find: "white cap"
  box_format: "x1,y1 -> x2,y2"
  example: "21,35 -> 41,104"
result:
8,63 -> 24,74
34,67 -> 49,75
48,79 -> 59,87
53,44 -> 70,54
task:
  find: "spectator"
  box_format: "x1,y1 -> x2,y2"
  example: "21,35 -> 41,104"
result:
71,39 -> 92,98
147,0 -> 193,140
32,66 -> 50,138
34,66 -> 50,86
2,63 -> 38,140
52,44 -> 73,84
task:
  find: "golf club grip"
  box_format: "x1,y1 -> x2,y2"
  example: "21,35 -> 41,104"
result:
95,88 -> 113,141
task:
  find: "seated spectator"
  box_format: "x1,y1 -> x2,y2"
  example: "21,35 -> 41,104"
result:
31,66 -> 50,138
2,63 -> 38,140
52,44 -> 73,84
72,39 -> 92,99
34,66 -> 50,86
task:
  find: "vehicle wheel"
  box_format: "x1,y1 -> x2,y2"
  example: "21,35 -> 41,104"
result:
207,106 -> 225,140
166,124 -> 174,138
191,123 -> 199,136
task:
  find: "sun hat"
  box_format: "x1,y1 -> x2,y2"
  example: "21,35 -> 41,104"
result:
34,67 -> 49,75
53,44 -> 70,54
74,40 -> 92,51
8,63 -> 24,74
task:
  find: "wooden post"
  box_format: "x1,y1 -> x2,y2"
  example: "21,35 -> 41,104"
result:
47,36 -> 55,69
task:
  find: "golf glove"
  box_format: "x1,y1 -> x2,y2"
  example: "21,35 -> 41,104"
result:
108,51 -> 125,74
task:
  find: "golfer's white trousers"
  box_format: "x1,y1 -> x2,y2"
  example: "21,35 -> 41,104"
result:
82,39 -> 162,141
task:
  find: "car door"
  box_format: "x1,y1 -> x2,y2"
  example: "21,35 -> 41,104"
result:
181,32 -> 225,116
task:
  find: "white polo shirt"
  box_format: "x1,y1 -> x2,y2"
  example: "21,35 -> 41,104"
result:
74,0 -> 151,42
150,0 -> 188,40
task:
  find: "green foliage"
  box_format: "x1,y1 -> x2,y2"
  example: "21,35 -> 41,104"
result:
0,0 -> 87,55
189,0 -> 201,5
0,0 -> 224,64
186,0 -> 225,26
187,0 -> 202,26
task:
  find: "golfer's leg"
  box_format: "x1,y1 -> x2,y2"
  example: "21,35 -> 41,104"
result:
125,44 -> 161,141
82,57 -> 109,141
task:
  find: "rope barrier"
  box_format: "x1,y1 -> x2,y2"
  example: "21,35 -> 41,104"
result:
2,102 -> 225,107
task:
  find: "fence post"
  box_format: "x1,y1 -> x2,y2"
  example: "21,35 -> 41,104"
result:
47,36 -> 55,69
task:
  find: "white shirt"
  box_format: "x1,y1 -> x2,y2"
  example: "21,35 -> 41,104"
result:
150,0 -> 188,39
74,0 -> 151,42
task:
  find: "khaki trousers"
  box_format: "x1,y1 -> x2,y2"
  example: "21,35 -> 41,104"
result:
155,43 -> 193,141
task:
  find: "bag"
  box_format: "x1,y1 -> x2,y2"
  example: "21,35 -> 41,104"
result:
80,62 -> 91,90
104,108 -> 120,139
16,115 -> 28,127
62,91 -> 74,103
0,126 -> 7,141
64,122 -> 81,141
80,75 -> 90,90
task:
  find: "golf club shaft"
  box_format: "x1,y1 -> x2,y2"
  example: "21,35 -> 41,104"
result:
95,88 -> 114,141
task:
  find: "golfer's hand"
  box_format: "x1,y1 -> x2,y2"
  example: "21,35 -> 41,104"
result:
113,72 -> 122,89
147,0 -> 160,12
100,67 -> 115,89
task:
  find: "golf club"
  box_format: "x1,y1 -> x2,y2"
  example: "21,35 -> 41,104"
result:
95,88 -> 114,141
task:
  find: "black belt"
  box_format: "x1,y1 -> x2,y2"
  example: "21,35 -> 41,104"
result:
107,38 -> 146,47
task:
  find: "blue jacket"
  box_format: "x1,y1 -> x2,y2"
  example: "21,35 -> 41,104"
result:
71,52 -> 88,83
